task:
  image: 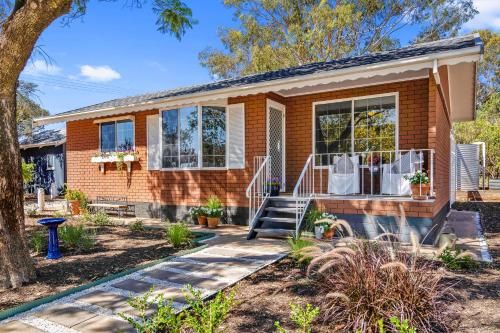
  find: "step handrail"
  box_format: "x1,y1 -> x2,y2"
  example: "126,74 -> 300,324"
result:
292,154 -> 314,236
246,156 -> 271,228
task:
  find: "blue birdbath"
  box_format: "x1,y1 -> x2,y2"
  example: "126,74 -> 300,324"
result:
37,218 -> 66,260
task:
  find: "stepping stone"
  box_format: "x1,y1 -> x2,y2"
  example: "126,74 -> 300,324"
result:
151,285 -> 190,304
0,321 -> 43,333
112,279 -> 154,294
36,303 -> 97,328
163,261 -> 207,271
75,290 -> 137,315
72,314 -> 134,333
203,247 -> 280,261
182,253 -> 260,267
143,270 -> 227,290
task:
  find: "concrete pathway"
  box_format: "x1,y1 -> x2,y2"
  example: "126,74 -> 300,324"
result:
0,226 -> 288,333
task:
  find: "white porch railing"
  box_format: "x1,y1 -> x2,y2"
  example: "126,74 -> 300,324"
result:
246,156 -> 271,228
292,154 -> 314,235
296,148 -> 435,198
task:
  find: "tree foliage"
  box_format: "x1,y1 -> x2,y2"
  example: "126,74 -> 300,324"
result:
16,80 -> 48,137
199,0 -> 477,79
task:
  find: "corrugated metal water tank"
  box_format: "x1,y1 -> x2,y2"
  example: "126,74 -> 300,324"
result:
456,144 -> 479,191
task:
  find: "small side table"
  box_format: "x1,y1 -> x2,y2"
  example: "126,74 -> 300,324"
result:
37,218 -> 66,260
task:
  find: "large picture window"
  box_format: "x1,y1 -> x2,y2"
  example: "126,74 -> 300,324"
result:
161,105 -> 226,169
100,119 -> 134,152
314,94 -> 397,165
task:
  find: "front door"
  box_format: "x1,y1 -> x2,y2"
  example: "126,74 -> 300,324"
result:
267,99 -> 286,191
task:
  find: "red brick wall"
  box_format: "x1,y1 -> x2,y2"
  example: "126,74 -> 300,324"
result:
66,77 -> 451,220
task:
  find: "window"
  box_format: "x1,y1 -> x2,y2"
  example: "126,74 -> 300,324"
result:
46,154 -> 55,170
161,105 -> 226,169
314,94 -> 397,166
162,106 -> 199,168
100,120 -> 134,152
202,106 -> 226,167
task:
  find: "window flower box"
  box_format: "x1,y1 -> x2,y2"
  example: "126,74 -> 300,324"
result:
91,151 -> 139,173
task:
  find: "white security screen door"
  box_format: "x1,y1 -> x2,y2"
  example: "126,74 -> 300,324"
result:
267,99 -> 286,191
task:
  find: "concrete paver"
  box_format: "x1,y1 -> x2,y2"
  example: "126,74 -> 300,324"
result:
0,225 -> 288,332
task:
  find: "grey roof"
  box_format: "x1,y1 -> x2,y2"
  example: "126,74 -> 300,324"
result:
19,128 -> 66,147
56,34 -> 481,117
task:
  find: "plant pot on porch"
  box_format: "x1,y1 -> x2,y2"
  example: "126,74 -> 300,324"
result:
410,184 -> 430,200
197,216 -> 208,227
267,185 -> 280,197
207,217 -> 220,229
68,200 -> 81,215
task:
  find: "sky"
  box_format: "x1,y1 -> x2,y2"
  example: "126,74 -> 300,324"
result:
20,0 -> 500,120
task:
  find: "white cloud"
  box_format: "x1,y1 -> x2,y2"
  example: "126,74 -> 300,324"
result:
24,60 -> 62,76
464,0 -> 500,30
80,65 -> 121,82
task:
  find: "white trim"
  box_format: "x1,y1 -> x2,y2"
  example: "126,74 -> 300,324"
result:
33,46 -> 481,126
266,99 -> 286,191
46,154 -> 55,171
93,115 -> 135,124
312,92 -> 400,169
98,118 -> 136,152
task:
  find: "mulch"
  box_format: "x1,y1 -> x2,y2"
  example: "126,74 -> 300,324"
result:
0,223 -> 187,311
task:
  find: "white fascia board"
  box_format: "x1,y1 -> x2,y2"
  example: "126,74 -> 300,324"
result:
33,46 -> 481,126
19,139 -> 66,149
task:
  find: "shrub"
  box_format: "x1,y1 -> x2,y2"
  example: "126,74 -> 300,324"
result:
31,229 -> 46,254
438,247 -> 479,270
165,223 -> 192,248
129,220 -> 146,232
274,303 -> 320,333
287,237 -> 317,266
304,207 -> 336,232
84,212 -> 113,226
306,240 -> 455,332
22,162 -> 35,184
59,224 -> 95,251
375,317 -> 417,333
183,285 -> 235,333
26,207 -> 38,217
119,288 -> 182,333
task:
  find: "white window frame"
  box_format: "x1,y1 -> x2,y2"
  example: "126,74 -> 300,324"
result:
159,103 -> 229,171
46,154 -> 55,170
98,118 -> 136,152
312,92 -> 399,169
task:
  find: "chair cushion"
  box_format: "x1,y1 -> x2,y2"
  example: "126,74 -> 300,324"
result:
391,151 -> 418,174
335,154 -> 354,174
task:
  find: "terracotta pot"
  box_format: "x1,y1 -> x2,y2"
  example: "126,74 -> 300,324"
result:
411,184 -> 430,200
323,229 -> 334,239
69,200 -> 81,215
197,216 -> 208,226
207,217 -> 220,229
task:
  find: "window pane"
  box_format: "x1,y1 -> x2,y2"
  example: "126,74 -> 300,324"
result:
162,109 -> 179,168
116,120 -> 134,151
179,106 -> 199,167
353,96 -> 396,152
202,106 -> 226,167
314,101 -> 351,160
100,122 -> 116,152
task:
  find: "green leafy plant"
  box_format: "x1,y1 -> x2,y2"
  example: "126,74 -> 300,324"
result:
404,170 -> 430,184
64,188 -> 87,209
183,285 -> 235,333
204,196 -> 223,218
274,303 -> 320,333
26,207 -> 38,217
129,220 -> 146,232
30,229 -> 46,254
288,237 -> 315,266
53,211 -> 67,218
165,223 -> 192,248
59,224 -> 95,251
438,247 -> 479,270
119,288 -> 183,333
189,206 -> 207,218
376,317 -> 417,333
21,161 -> 35,184
304,207 -> 336,232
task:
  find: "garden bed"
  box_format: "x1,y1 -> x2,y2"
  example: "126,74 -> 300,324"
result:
0,222 -> 195,311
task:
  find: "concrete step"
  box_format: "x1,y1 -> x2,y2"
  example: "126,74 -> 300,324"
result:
253,228 -> 295,238
265,207 -> 297,213
259,216 -> 296,224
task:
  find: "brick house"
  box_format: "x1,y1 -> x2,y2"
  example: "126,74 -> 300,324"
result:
34,34 -> 482,243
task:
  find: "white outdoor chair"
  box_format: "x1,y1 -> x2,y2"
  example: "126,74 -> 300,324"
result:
381,150 -> 423,195
328,154 -> 360,195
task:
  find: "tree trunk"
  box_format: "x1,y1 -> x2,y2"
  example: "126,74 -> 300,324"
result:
0,0 -> 73,289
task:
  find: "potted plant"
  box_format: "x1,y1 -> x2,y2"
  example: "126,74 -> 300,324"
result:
404,170 -> 431,200
266,177 -> 282,196
205,196 -> 223,229
64,188 -> 86,215
189,206 -> 207,226
315,220 -> 333,239
306,207 -> 337,239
